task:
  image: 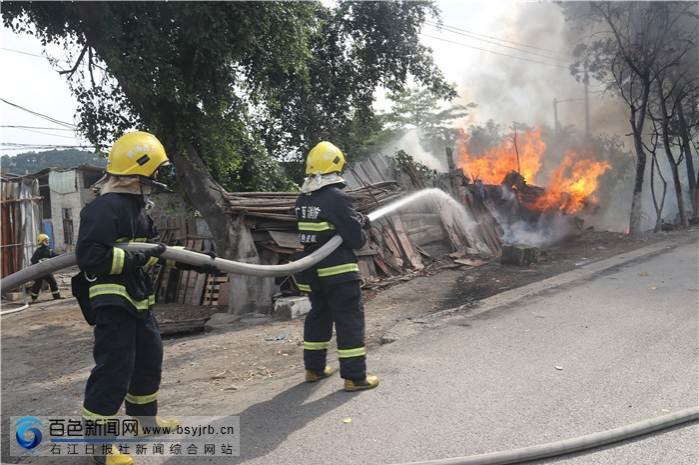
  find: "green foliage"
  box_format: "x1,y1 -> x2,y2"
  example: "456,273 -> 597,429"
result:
390,149 -> 440,185
382,87 -> 473,133
459,119 -> 504,155
358,85 -> 474,161
2,1 -> 453,194
253,2 -> 457,165
0,149 -> 106,174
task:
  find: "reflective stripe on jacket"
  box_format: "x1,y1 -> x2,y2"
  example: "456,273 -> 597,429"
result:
295,184 -> 366,285
75,192 -> 159,315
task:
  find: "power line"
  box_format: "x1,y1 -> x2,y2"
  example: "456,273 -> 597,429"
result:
1,142 -> 96,150
0,47 -> 44,58
1,98 -> 77,129
4,127 -> 83,140
1,125 -> 76,131
420,33 -> 568,69
424,21 -> 570,63
424,20 -> 571,58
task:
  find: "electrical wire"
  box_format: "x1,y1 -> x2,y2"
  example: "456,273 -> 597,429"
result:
424,21 -> 570,63
0,98 -> 77,128
1,143 -> 95,151
4,127 -> 83,139
421,33 -> 568,69
1,125 -> 76,131
424,20 -> 571,58
0,47 -> 44,58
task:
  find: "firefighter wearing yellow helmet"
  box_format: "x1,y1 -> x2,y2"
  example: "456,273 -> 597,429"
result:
29,233 -> 63,302
75,131 -> 179,465
295,141 -> 379,391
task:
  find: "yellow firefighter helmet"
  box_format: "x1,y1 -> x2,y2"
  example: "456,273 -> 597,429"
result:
305,141 -> 345,175
107,131 -> 170,178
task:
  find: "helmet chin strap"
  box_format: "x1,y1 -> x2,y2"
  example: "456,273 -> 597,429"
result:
140,177 -> 168,190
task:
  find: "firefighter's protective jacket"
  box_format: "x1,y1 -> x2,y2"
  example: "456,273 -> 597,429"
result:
75,192 -> 160,317
295,184 -> 367,286
31,244 -> 58,264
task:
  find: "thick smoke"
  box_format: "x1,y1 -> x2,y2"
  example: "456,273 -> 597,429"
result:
377,3 -> 687,240
451,3 -> 630,137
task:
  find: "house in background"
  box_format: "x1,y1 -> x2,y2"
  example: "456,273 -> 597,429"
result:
27,164 -> 105,254
1,164 -> 207,285
3,165 -> 104,266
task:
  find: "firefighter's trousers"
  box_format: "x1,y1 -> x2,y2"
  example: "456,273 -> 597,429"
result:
304,279 -> 366,380
30,274 -> 59,298
83,306 -> 163,421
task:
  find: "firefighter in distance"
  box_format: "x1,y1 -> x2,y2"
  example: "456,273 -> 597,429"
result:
29,233 -> 64,302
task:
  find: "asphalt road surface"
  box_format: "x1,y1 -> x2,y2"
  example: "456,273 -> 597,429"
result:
215,235 -> 698,465
7,235 -> 697,465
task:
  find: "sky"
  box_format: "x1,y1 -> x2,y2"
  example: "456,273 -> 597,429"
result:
0,1 -> 621,159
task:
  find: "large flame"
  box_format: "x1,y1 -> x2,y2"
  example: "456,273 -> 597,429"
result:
532,151 -> 611,213
456,128 -> 545,184
457,127 -> 611,214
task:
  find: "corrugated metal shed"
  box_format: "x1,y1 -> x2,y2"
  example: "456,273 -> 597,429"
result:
1,177 -> 41,278
343,154 -> 395,189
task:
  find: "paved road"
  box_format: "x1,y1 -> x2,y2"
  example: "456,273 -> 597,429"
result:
210,235 -> 698,465
8,235 -> 698,465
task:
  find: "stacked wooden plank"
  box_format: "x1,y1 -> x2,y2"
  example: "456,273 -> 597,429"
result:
218,181 -> 405,220
460,187 -> 503,254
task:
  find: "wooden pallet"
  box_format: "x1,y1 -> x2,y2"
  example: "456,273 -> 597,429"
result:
203,275 -> 229,306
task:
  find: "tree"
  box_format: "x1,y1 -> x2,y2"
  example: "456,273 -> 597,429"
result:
460,119 -> 505,157
3,1 -> 453,314
561,1 -> 698,234
365,86 -> 473,161
1,149 -> 106,174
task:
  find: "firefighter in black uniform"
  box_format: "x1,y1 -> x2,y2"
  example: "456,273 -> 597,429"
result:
295,141 -> 379,391
29,233 -> 64,302
75,131 -> 213,465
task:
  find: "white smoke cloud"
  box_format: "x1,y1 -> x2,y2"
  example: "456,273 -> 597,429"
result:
390,129 -> 448,172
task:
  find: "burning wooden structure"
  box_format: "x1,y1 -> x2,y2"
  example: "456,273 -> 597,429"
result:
148,176 -> 504,308
149,138 -> 601,311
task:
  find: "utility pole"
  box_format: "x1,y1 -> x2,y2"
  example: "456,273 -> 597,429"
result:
583,62 -> 591,139
553,96 -> 586,138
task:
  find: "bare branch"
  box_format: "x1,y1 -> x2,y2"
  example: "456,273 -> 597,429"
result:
58,45 -> 88,79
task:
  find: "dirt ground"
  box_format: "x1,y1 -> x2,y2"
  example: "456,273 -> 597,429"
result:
1,227 -> 696,462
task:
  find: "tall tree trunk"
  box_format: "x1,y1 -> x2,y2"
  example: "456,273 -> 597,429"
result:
650,155 -> 667,232
164,142 -> 273,316
629,107 -> 648,236
676,103 -> 698,219
657,80 -> 688,228
76,2 -> 274,315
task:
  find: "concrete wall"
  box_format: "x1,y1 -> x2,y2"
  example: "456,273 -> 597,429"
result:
47,169 -> 102,253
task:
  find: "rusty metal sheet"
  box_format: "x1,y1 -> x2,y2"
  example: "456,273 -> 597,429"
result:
267,230 -> 302,250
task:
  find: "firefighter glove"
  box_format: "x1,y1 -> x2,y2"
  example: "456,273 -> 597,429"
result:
131,243 -> 166,267
196,263 -> 219,275
150,243 -> 167,257
358,212 -> 372,230
177,248 -> 217,273
184,247 -> 217,259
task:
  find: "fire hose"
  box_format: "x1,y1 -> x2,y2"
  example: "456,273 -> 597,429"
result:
0,189 -> 450,292
1,189 -> 697,463
0,234 -> 344,292
0,189 -> 440,293
391,406 -> 699,465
